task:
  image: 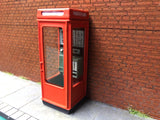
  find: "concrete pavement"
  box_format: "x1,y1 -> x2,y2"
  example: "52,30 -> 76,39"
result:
0,71 -> 155,120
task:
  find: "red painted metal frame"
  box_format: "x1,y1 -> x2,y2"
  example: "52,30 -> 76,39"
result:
37,8 -> 89,111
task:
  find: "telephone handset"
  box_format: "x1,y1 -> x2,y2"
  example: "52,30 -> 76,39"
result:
59,28 -> 64,73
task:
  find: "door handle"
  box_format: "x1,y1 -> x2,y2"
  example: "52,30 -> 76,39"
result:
40,62 -> 43,72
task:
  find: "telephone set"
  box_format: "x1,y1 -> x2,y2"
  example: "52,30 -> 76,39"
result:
59,28 -> 84,79
59,28 -> 64,73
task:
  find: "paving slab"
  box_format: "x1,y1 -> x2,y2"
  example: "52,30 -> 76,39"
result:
70,100 -> 102,120
70,101 -> 150,120
0,72 -> 34,98
94,106 -> 142,120
17,113 -> 31,120
0,103 -> 8,110
10,110 -> 24,119
28,117 -> 38,120
1,84 -> 41,108
20,97 -> 152,120
20,97 -> 71,120
5,108 -> 18,116
0,105 -> 13,113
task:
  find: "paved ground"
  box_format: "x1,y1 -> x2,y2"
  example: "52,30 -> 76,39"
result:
0,71 -> 155,120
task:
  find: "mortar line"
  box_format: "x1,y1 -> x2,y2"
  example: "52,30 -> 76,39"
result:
0,24 -> 37,26
91,27 -> 160,32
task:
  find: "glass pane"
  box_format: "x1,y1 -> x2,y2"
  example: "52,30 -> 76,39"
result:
72,28 -> 85,85
43,27 -> 64,87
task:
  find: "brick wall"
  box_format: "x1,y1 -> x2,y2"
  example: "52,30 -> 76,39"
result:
0,0 -> 160,118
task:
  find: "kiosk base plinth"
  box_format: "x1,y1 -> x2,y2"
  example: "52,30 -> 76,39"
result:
42,97 -> 87,114
42,101 -> 71,114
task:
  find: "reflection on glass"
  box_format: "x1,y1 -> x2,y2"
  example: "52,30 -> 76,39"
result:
43,27 -> 64,87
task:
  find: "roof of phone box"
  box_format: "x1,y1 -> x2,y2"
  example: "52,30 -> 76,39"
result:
37,8 -> 89,20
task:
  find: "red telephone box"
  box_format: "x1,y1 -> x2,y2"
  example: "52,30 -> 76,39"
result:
37,8 -> 89,113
